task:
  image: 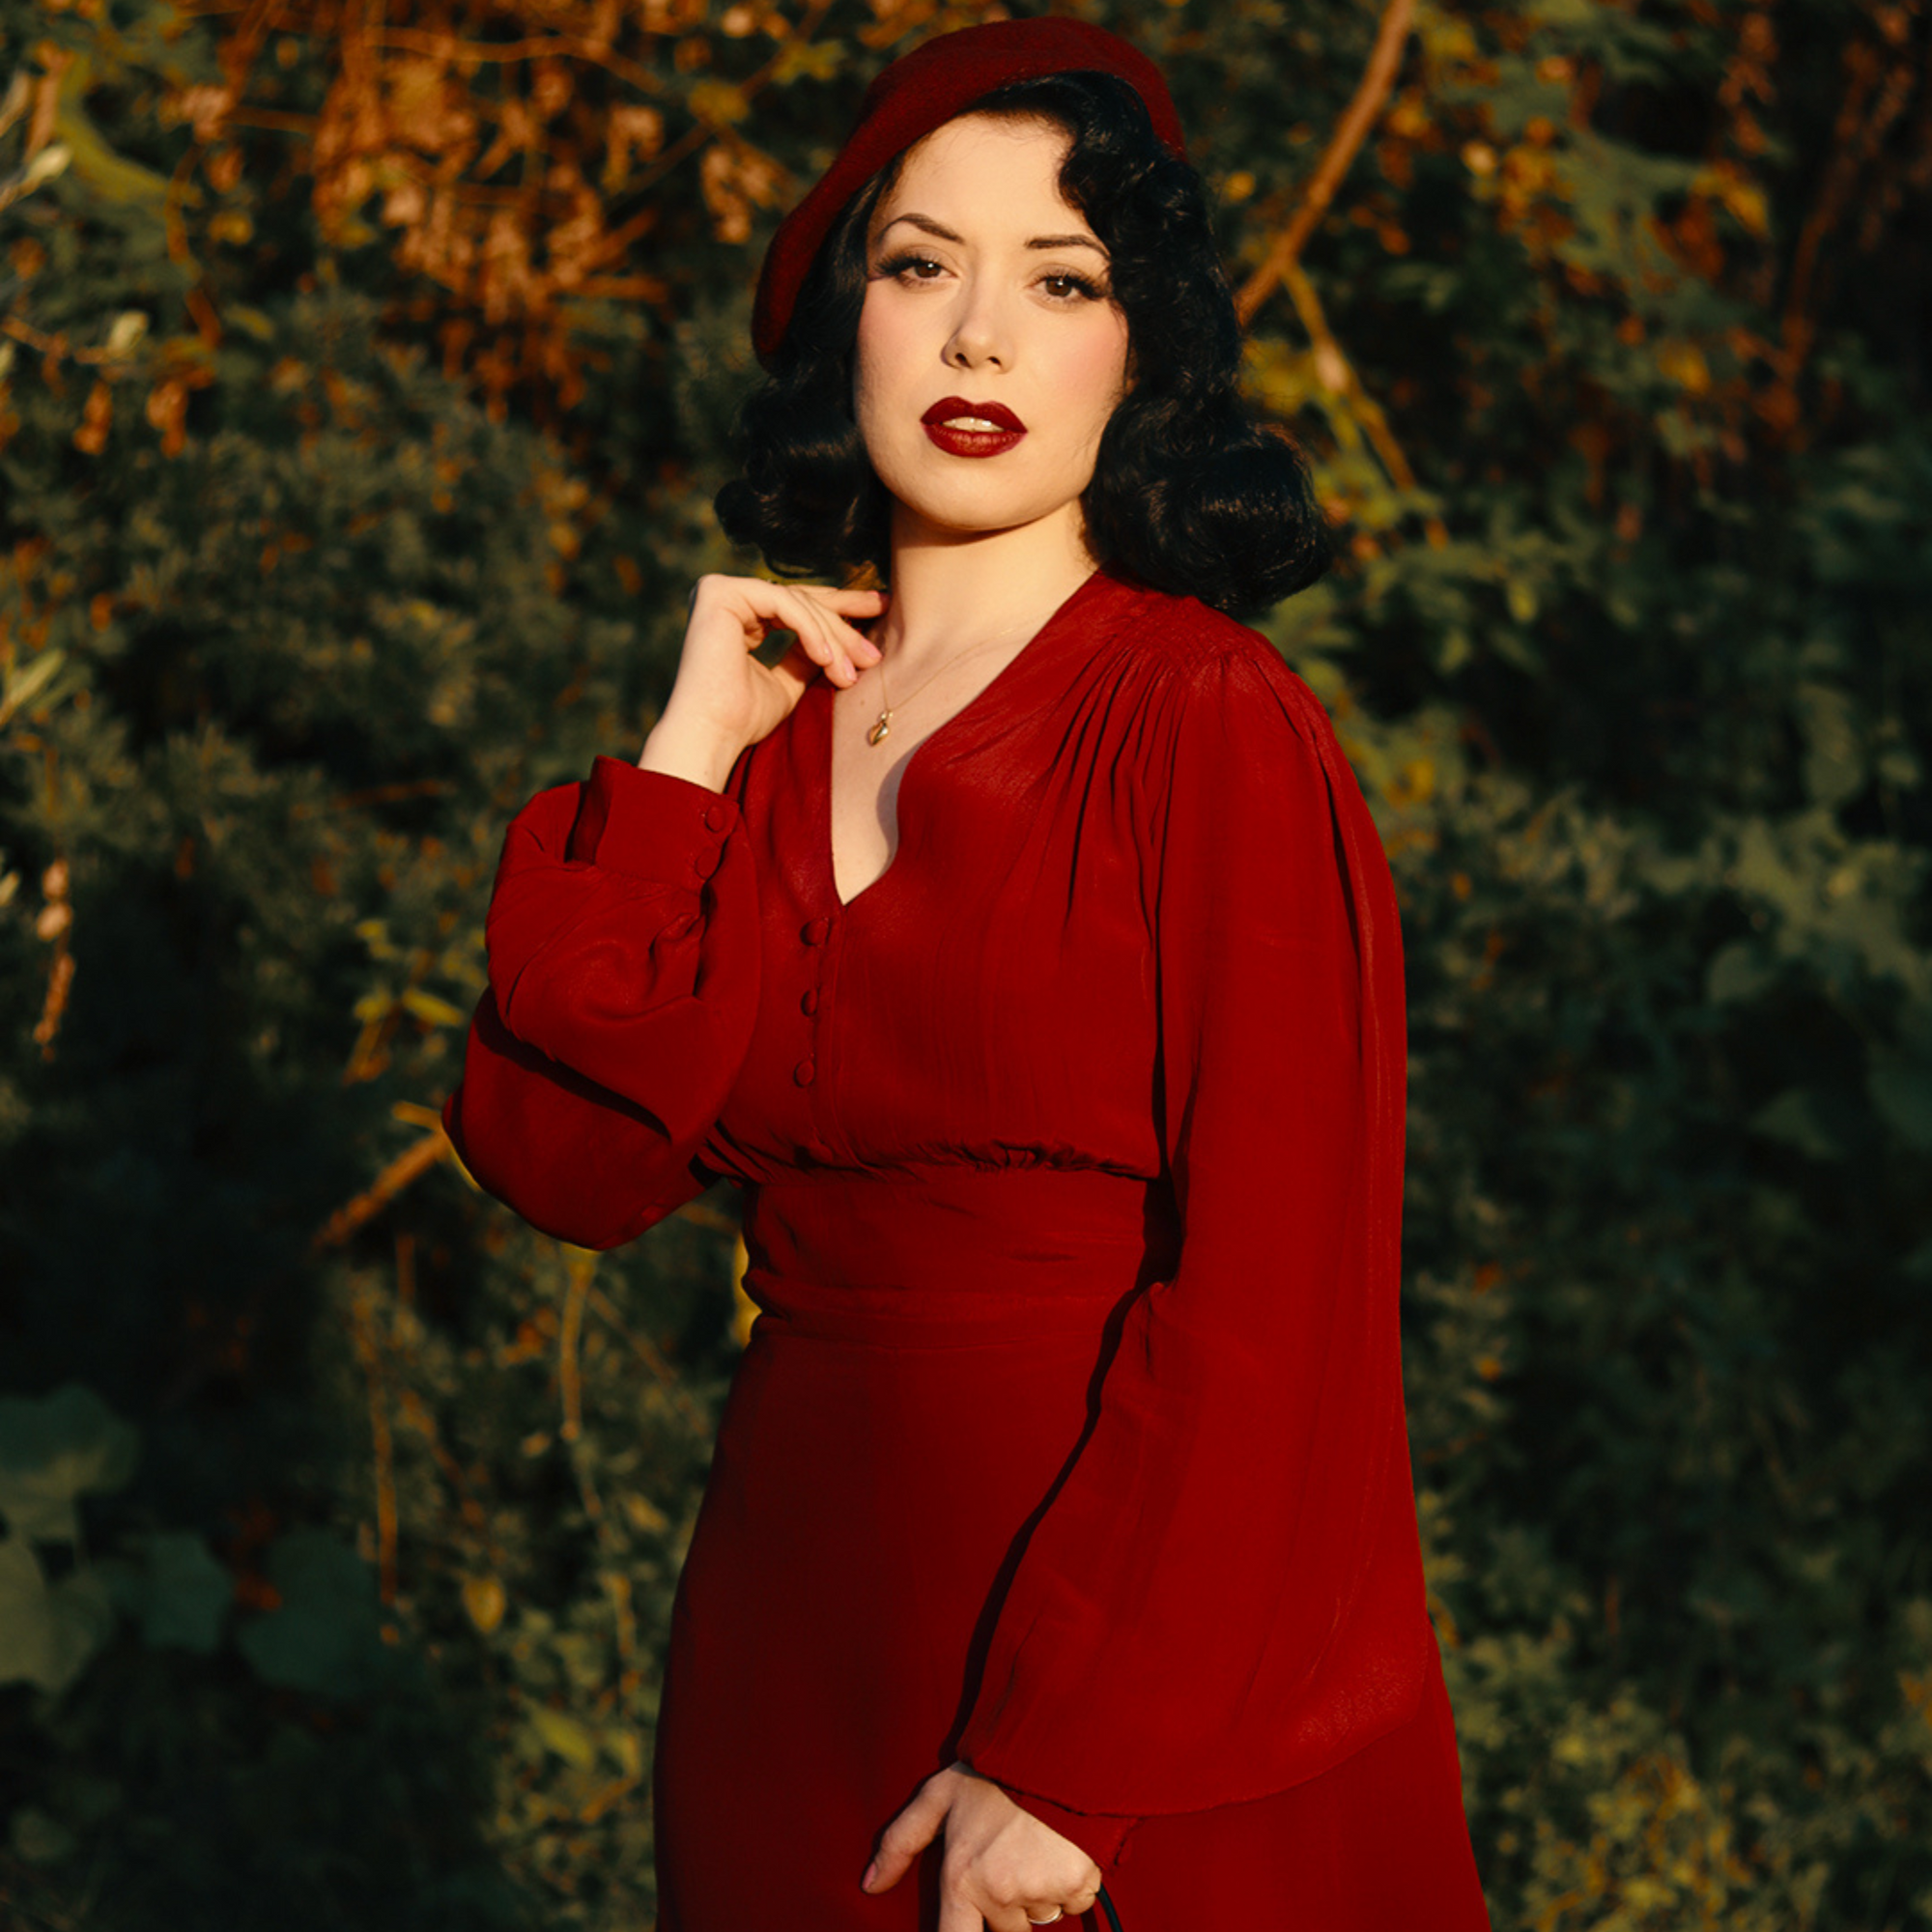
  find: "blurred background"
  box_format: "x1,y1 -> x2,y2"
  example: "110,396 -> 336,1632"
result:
1,0 -> 1928,1923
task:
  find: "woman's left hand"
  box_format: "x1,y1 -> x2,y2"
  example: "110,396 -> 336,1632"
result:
862,1760 -> 1102,1931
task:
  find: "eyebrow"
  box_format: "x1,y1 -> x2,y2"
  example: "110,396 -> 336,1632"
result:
874,213 -> 1108,258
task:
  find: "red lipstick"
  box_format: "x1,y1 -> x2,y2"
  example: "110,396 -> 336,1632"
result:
921,396 -> 1026,458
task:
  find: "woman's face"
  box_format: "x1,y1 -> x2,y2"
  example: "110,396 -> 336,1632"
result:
853,113 -> 1132,553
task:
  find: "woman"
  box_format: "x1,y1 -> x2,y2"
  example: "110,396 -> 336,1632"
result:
444,17 -> 1492,1930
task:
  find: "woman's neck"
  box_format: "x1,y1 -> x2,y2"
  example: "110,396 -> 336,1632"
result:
872,510 -> 1102,675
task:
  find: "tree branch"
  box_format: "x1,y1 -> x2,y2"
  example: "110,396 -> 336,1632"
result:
1234,0 -> 1416,327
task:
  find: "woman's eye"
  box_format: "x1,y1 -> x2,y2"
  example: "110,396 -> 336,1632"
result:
879,252 -> 944,281
1040,270 -> 1105,302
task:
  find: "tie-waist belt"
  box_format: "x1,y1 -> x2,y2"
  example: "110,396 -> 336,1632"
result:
741,1165 -> 1179,1346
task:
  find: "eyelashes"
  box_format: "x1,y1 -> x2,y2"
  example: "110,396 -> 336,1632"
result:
873,249 -> 1110,305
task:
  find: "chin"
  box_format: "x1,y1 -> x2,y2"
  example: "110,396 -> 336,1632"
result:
872,434 -> 1097,535
890,473 -> 1064,532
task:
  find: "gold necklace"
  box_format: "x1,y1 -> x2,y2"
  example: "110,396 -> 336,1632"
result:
863,608 -> 1048,749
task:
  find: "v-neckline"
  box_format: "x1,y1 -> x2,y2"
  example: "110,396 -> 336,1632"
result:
816,565 -> 1113,914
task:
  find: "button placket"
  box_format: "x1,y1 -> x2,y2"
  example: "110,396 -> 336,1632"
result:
795,911 -> 835,1100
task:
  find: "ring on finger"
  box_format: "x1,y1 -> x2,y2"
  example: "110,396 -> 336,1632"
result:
1026,1910 -> 1065,1925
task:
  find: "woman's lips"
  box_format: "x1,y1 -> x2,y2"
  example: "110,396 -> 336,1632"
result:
921,396 -> 1026,458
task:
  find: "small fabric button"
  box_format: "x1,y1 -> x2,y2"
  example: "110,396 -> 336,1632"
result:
703,803 -> 730,833
801,987 -> 818,1015
692,844 -> 722,881
802,916 -> 832,947
792,1057 -> 816,1086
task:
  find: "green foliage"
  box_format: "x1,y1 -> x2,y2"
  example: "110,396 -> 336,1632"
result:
1,0 -> 1928,1923
0,1384 -> 133,1696
0,1382 -> 137,1545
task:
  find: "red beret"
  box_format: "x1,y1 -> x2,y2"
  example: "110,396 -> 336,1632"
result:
750,17 -> 1190,371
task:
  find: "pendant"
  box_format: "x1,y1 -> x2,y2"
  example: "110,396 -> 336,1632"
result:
867,710 -> 893,747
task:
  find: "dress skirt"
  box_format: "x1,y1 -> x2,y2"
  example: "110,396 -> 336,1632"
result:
651,1169 -> 1488,1931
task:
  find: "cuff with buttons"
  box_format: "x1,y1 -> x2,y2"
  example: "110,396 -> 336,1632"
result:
574,755 -> 743,887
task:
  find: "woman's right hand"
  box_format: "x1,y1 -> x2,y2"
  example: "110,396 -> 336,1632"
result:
658,573 -> 887,762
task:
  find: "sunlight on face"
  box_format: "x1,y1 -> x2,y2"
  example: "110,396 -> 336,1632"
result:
854,114 -> 1133,551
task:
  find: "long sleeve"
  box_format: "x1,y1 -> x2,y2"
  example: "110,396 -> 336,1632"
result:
955,644 -> 1433,1865
442,753 -> 759,1252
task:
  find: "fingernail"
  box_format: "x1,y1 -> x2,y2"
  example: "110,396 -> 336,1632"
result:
861,1861 -> 878,1891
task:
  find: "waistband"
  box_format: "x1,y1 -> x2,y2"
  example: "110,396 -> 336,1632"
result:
741,1165 -> 1179,1345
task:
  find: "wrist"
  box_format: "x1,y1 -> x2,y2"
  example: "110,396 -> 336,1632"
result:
639,706 -> 744,793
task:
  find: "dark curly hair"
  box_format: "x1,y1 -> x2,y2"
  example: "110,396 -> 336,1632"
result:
713,70 -> 1333,620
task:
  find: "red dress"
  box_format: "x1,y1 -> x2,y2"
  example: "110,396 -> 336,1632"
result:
445,563 -> 1492,1930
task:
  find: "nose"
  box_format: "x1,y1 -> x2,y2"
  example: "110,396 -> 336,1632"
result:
942,272 -> 1011,371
